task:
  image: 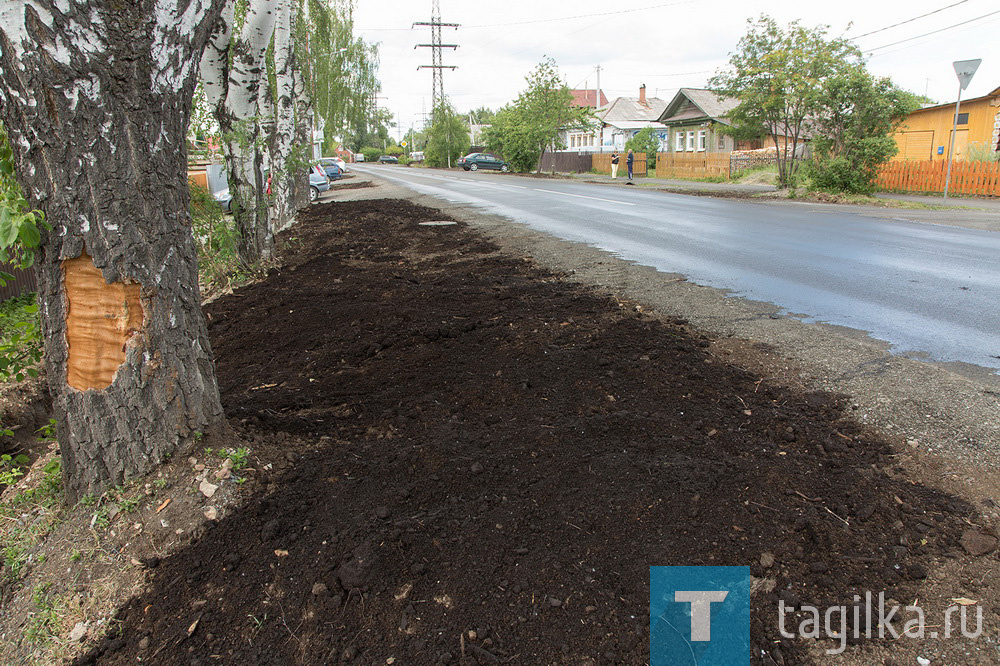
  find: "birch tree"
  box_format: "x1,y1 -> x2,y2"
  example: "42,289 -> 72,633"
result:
270,0 -> 303,229
0,0 -> 228,500
201,0 -> 279,264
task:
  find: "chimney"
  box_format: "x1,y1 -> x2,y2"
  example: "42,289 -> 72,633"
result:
639,84 -> 647,106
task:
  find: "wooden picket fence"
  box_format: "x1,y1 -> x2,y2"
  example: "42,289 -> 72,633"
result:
877,160 -> 1000,196
655,153 -> 730,179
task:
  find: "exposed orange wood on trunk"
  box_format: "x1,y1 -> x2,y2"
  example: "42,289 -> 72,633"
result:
63,252 -> 144,391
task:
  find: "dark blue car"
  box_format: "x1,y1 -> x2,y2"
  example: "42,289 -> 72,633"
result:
317,159 -> 343,181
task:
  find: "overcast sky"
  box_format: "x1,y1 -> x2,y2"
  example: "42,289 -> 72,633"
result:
352,0 -> 1000,142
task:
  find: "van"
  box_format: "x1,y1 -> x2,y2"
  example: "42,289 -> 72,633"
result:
355,153 -> 366,162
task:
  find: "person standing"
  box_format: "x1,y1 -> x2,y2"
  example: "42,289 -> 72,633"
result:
626,148 -> 634,180
611,150 -> 620,179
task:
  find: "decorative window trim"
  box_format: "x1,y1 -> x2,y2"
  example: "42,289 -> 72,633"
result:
697,130 -> 707,152
686,130 -> 695,152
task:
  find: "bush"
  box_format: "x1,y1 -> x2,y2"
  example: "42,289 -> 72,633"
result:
806,136 -> 896,195
359,146 -> 381,164
189,184 -> 244,294
966,142 -> 999,163
0,292 -> 41,382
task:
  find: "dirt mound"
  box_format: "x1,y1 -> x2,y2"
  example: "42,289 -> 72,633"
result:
79,199 -> 978,665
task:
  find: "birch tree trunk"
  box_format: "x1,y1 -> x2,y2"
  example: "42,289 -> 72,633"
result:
291,45 -> 313,213
0,0 -> 228,501
200,0 -> 279,265
271,0 -> 299,231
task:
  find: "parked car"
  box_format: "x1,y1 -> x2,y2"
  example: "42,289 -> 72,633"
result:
355,153 -> 366,162
457,153 -> 510,172
309,165 -> 330,202
377,155 -> 398,164
317,158 -> 343,181
321,156 -> 349,173
213,188 -> 232,212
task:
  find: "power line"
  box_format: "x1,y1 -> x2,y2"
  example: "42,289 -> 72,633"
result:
869,13 -> 1000,58
864,8 -> 1000,52
358,0 -> 694,32
462,0 -> 695,28
847,0 -> 969,40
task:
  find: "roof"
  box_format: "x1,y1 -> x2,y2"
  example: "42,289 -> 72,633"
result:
906,84 -> 1000,115
659,88 -> 738,125
569,89 -> 608,108
603,120 -> 667,131
598,95 -> 668,124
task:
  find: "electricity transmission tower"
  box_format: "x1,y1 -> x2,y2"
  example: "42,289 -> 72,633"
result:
414,0 -> 459,120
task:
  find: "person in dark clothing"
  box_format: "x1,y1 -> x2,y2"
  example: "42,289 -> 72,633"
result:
611,151 -> 620,179
626,149 -> 634,180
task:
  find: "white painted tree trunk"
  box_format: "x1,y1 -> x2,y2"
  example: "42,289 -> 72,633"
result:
0,0 -> 228,501
200,0 -> 280,264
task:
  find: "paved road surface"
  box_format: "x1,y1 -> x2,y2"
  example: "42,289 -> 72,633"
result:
351,165 -> 1000,376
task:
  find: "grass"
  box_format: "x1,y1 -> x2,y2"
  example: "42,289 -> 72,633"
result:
1,456 -> 64,581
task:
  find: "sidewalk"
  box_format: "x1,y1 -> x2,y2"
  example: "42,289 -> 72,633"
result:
567,171 -> 776,195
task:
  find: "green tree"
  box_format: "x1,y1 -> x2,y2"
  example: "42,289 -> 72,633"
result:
483,58 -> 594,172
806,70 -> 920,194
710,16 -> 862,188
425,102 -> 470,168
299,0 -> 380,155
625,128 -> 660,171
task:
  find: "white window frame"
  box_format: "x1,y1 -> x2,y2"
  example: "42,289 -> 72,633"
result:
686,130 -> 696,152
698,130 -> 707,152
718,133 -> 726,150
675,131 -> 685,152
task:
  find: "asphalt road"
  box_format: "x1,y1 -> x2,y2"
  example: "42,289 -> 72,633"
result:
351,165 -> 1000,376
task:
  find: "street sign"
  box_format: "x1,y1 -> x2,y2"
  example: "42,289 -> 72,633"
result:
953,59 -> 981,90
401,141 -> 408,147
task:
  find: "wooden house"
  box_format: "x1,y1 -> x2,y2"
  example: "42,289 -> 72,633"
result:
891,85 -> 1000,161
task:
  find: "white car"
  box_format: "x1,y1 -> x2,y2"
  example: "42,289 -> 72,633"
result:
323,156 -> 349,173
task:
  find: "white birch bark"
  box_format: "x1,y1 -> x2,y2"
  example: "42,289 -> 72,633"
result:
200,0 -> 280,264
271,0 -> 299,230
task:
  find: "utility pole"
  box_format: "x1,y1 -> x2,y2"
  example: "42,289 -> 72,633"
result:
414,0 -> 459,121
595,64 -> 604,153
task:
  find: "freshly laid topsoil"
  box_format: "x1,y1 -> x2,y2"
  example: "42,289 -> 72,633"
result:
82,199 -> 976,665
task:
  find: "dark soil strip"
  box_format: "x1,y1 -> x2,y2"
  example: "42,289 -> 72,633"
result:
81,199 -> 970,665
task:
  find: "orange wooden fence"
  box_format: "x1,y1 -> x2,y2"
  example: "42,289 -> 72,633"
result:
655,153 -> 730,179
877,160 -> 1000,196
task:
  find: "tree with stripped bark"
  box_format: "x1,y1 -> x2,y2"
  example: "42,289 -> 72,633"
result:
0,0 -> 228,501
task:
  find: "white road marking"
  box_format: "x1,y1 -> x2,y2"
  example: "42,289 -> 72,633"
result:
532,188 -> 636,206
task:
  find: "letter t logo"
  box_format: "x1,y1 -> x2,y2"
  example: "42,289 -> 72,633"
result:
675,591 -> 729,641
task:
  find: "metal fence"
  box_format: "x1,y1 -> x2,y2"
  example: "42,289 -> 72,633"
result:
728,154 -> 780,179
0,263 -> 37,301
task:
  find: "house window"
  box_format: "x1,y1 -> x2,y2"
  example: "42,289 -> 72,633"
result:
957,113 -> 969,125
718,133 -> 726,150
698,130 -> 707,152
675,131 -> 685,152
686,130 -> 695,151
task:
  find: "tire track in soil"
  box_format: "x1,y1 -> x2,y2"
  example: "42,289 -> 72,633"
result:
81,199 -> 975,665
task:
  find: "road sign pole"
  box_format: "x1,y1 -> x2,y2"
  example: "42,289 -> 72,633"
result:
943,83 -> 962,200
944,58 -> 982,200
